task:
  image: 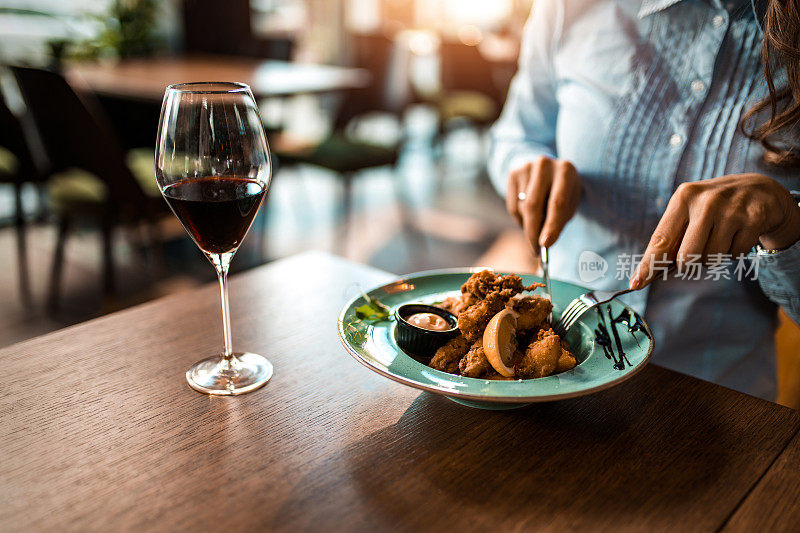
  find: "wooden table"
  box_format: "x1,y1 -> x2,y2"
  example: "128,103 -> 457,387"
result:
65,55 -> 370,102
2,251 -> 799,531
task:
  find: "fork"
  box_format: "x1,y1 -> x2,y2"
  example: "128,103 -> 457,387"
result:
551,288 -> 633,337
552,261 -> 679,336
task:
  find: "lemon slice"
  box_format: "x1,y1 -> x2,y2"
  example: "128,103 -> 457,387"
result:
483,308 -> 518,377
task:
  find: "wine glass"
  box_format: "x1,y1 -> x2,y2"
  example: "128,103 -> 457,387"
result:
155,82 -> 272,395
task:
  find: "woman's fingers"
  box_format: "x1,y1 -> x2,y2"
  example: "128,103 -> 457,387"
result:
507,156 -> 580,252
704,225 -> 736,257
540,160 -> 579,247
676,210 -> 713,264
520,157 -> 553,254
632,174 -> 800,289
730,228 -> 761,256
631,197 -> 688,289
505,168 -> 523,225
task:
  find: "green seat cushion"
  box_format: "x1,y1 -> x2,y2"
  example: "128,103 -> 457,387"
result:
274,134 -> 398,174
0,146 -> 20,178
47,148 -> 160,216
126,148 -> 161,197
47,169 -> 108,214
439,91 -> 498,124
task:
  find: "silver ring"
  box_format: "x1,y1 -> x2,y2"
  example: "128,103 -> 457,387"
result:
517,192 -> 527,201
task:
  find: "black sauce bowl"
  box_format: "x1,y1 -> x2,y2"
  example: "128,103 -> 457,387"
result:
394,304 -> 459,362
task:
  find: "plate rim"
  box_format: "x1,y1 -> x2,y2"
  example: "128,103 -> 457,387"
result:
337,268 -> 655,403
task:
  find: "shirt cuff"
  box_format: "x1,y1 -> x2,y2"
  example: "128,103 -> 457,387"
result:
752,237 -> 800,318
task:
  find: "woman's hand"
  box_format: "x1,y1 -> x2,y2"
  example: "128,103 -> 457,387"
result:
506,156 -> 581,254
631,173 -> 800,289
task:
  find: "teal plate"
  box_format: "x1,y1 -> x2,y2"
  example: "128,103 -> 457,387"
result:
337,269 -> 654,409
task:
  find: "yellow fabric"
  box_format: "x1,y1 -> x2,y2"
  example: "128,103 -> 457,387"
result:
0,146 -> 19,176
439,91 -> 498,124
47,169 -> 108,213
126,148 -> 160,197
46,148 -> 159,214
777,309 -> 800,409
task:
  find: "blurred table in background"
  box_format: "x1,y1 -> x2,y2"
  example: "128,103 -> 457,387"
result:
65,55 -> 370,102
64,55 -> 370,150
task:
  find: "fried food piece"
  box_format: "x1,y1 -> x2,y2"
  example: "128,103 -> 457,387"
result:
511,348 -> 526,368
438,293 -> 477,316
428,271 -> 558,378
516,328 -> 577,378
429,335 -> 470,374
509,296 -> 553,332
458,339 -> 494,378
438,296 -> 462,315
460,270 -> 544,300
458,292 -> 507,342
460,270 -> 501,298
455,271 -> 545,342
484,369 -> 515,381
557,341 -> 577,373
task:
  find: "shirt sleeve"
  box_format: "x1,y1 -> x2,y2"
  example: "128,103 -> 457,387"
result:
752,237 -> 800,326
487,0 -> 564,197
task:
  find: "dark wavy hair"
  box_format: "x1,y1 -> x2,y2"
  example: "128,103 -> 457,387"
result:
741,0 -> 800,166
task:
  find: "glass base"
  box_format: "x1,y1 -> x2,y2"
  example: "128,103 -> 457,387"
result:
186,352 -> 273,395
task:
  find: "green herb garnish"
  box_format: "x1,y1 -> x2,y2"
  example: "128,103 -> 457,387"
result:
340,289 -> 392,346
340,319 -> 369,346
354,291 -> 391,322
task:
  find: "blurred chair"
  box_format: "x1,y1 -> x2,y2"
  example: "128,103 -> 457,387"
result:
777,309 -> 800,409
271,32 -> 405,247
9,66 -> 165,312
437,41 -> 510,128
0,94 -> 46,306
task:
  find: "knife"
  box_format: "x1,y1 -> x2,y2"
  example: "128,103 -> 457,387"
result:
540,244 -> 553,323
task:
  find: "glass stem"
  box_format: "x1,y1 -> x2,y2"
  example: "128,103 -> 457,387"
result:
214,253 -> 234,361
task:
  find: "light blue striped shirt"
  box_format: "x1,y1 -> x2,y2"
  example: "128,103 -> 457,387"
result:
489,0 -> 800,400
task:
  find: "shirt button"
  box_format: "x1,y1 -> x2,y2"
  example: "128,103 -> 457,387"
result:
712,15 -> 725,27
691,80 -> 706,93
655,197 -> 666,209
669,134 -> 683,147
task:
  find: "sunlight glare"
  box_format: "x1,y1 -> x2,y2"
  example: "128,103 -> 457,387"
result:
457,25 -> 483,46
442,0 -> 513,25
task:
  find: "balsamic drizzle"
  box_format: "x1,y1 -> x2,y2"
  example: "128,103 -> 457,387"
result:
593,305 -> 642,370
608,307 -> 632,369
593,315 -> 618,368
613,308 -> 651,348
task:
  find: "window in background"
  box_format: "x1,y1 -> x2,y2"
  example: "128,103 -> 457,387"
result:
345,0 -> 380,34
0,0 -> 107,63
250,0 -> 308,37
0,0 -> 177,64
416,0 -> 515,38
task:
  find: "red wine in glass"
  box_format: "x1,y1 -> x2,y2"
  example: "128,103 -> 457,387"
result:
156,81 -> 273,396
162,176 -> 266,254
